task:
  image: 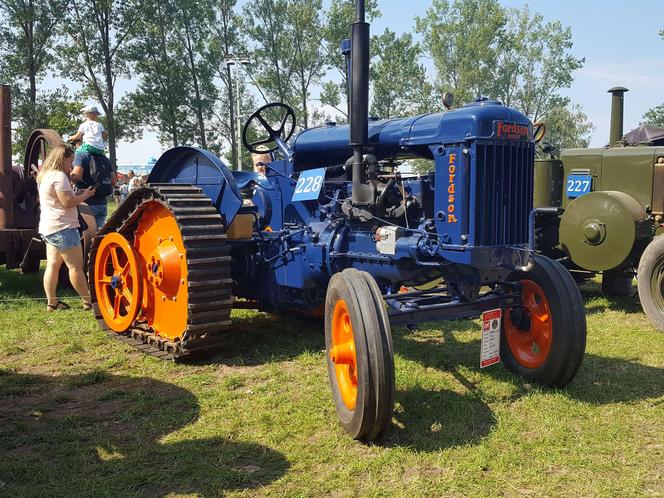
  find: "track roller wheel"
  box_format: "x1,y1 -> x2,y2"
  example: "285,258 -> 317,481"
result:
94,232 -> 142,332
325,269 -> 394,441
502,255 -> 586,387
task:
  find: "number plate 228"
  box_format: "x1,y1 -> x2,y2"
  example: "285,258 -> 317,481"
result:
292,168 -> 326,201
566,174 -> 592,198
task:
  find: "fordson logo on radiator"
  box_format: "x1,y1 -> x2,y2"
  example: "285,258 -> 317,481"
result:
495,121 -> 530,141
447,153 -> 457,223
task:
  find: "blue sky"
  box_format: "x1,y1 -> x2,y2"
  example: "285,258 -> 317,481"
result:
89,0 -> 663,163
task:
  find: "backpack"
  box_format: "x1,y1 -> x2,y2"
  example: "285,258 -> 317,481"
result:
88,154 -> 113,197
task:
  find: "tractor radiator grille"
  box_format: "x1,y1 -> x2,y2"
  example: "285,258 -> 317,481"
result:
474,140 -> 534,246
653,163 -> 664,215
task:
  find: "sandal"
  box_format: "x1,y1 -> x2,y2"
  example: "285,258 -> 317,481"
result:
46,300 -> 71,312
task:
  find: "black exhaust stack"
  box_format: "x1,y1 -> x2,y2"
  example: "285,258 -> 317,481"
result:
608,86 -> 628,146
350,0 -> 372,206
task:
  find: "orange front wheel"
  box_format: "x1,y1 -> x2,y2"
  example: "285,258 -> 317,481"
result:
325,269 -> 394,441
330,299 -> 358,410
94,232 -> 142,332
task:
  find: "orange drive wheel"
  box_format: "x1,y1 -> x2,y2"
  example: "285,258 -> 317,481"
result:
330,299 -> 357,410
133,201 -> 189,341
94,232 -> 142,332
503,280 -> 552,369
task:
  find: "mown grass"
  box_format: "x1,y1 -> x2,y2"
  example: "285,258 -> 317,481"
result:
0,266 -> 662,497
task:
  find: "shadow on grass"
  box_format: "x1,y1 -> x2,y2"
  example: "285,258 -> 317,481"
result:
579,283 -> 643,316
0,266 -> 46,300
184,312 -> 325,367
385,385 -> 496,452
0,370 -> 288,497
394,323 -> 664,406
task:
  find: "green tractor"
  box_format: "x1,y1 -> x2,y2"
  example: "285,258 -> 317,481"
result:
535,87 -> 664,330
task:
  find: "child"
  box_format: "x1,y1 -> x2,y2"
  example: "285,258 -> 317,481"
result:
67,105 -> 109,155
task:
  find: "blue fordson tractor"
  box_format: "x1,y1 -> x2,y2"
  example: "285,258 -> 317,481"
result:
89,1 -> 586,440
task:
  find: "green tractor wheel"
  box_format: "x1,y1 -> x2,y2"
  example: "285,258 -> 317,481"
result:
637,236 -> 664,331
602,271 -> 634,297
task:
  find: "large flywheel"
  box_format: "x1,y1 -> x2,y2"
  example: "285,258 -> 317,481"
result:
88,185 -> 233,359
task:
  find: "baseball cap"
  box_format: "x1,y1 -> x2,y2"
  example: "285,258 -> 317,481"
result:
81,104 -> 102,115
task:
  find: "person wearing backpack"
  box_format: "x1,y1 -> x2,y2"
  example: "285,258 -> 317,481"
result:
67,105 -> 116,229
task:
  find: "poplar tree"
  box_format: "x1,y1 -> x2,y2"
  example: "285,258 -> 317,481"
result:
59,0 -> 138,168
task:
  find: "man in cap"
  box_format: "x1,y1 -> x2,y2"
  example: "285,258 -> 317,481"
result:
251,146 -> 272,175
68,104 -> 116,229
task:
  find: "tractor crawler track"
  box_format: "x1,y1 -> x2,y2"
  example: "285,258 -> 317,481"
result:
88,184 -> 233,360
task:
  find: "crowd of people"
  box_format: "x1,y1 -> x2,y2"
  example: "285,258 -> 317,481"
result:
114,170 -> 146,204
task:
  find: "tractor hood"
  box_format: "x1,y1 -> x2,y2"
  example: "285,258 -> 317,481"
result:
292,99 -> 532,169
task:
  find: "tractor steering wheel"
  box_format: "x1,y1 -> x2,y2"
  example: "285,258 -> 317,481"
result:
242,102 -> 296,154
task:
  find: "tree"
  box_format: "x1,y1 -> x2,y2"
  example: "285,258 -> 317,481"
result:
167,0 -> 217,149
209,0 -> 256,168
286,0 -> 327,128
538,97 -> 594,151
242,0 -> 328,129
121,0 -> 202,148
642,105 -> 664,127
642,28 -> 664,127
242,0 -> 294,105
0,0 -> 64,149
492,6 -> 585,123
11,87 -> 84,155
370,29 -> 434,119
415,0 -> 505,105
320,0 -> 380,118
59,0 -> 138,169
416,0 -> 592,148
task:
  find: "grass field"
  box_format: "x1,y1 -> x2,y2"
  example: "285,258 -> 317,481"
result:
0,264 -> 662,497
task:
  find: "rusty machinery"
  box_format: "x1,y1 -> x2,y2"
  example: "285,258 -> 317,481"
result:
0,84 -> 66,273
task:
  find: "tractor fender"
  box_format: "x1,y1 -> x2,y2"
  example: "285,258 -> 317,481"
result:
148,146 -> 243,228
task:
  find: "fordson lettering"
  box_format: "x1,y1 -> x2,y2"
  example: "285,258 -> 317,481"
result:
447,153 -> 457,223
496,121 -> 529,141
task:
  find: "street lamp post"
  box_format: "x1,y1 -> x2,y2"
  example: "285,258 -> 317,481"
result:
225,55 -> 250,171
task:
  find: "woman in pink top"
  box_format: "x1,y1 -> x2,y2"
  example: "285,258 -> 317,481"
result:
38,144 -> 97,311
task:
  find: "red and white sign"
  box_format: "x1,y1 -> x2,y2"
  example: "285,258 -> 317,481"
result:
480,309 -> 501,368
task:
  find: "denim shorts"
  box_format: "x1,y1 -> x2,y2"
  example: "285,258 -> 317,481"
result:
42,228 -> 81,250
86,203 -> 107,230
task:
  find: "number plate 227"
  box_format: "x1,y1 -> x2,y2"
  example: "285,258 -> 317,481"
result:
566,174 -> 592,198
292,168 -> 326,201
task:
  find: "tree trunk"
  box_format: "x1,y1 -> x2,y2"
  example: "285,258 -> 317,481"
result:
103,21 -> 116,169
181,22 -> 207,149
301,76 -> 308,129
226,63 -> 237,169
